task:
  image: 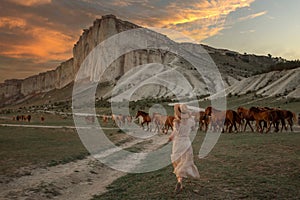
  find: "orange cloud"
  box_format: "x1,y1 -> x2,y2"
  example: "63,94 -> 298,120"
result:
0,17 -> 26,29
8,0 -> 52,6
0,16 -> 75,62
131,0 -> 257,42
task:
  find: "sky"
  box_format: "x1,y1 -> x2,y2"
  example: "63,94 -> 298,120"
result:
0,0 -> 299,83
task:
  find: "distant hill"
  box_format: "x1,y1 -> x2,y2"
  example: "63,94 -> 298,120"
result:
227,67 -> 300,98
0,15 -> 298,108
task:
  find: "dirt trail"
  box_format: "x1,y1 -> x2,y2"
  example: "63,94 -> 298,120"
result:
0,132 -> 169,200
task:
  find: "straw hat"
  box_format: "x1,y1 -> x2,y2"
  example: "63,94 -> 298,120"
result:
174,104 -> 190,120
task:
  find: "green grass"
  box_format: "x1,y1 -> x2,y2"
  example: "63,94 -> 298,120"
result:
0,127 -> 88,177
0,112 -> 75,126
0,123 -> 135,179
94,132 -> 300,199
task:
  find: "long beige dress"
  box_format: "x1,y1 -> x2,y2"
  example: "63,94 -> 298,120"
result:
170,118 -> 200,179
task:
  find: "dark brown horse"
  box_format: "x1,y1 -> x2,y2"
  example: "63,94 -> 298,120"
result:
225,110 -> 243,133
191,111 -> 209,132
237,107 -> 255,132
199,111 -> 209,132
27,115 -> 31,122
279,109 -> 296,132
135,110 -> 151,131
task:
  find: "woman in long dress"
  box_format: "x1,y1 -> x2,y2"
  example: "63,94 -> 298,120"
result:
168,104 -> 200,193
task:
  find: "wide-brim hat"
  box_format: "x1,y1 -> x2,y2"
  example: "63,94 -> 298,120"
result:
174,104 -> 190,119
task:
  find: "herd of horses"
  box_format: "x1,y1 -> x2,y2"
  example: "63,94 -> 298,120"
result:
204,106 -> 297,133
13,115 -> 32,122
11,105 -> 297,134
106,106 -> 297,134
12,115 -> 45,123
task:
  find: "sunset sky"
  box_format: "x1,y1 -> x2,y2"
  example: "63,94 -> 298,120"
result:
0,0 -> 299,82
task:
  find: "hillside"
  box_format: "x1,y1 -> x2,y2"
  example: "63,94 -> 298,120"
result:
227,67 -> 300,98
0,15 -> 297,108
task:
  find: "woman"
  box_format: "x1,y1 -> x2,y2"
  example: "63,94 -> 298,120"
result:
169,104 -> 200,193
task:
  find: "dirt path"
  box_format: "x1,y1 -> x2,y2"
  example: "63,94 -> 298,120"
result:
0,123 -> 141,130
0,131 -> 169,200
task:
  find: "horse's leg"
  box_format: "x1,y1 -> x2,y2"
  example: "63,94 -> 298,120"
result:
256,120 -> 262,133
248,120 -> 254,132
232,120 -> 238,133
243,120 -> 248,132
266,120 -> 271,133
141,121 -> 145,130
156,121 -> 160,133
274,121 -> 279,133
280,119 -> 285,132
228,123 -> 233,133
288,118 -> 293,132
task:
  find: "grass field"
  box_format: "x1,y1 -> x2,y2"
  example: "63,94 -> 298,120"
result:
0,127 -> 88,178
94,132 -> 300,200
0,96 -> 299,199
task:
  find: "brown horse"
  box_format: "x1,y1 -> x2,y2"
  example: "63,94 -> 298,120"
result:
151,113 -> 174,134
163,116 -> 175,134
102,115 -> 109,124
279,109 -> 296,132
135,110 -> 151,131
205,106 -> 226,132
191,111 -> 209,132
225,110 -> 243,133
262,107 -> 288,132
206,106 -> 241,133
199,111 -> 209,132
237,107 -> 255,132
27,115 -> 31,122
151,113 -> 166,133
225,110 -> 239,133
249,107 -> 272,133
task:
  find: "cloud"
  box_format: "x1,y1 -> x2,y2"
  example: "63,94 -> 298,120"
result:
0,16 -> 75,61
0,0 -> 261,82
92,0 -> 257,42
159,0 -> 258,41
238,11 -> 267,22
240,29 -> 256,34
0,17 -> 26,29
8,0 -> 52,6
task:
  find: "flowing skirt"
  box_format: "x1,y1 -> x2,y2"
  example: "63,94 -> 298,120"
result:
171,137 -> 200,179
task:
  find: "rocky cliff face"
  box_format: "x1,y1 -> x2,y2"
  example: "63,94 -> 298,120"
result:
0,15 -> 295,107
20,58 -> 74,96
0,15 -> 141,106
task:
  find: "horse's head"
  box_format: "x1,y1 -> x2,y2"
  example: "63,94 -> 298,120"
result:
135,111 -> 141,118
249,106 -> 260,113
136,110 -> 147,119
237,107 -> 245,116
205,106 -> 212,116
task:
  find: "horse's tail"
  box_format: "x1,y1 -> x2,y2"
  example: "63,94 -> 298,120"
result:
292,112 -> 297,123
